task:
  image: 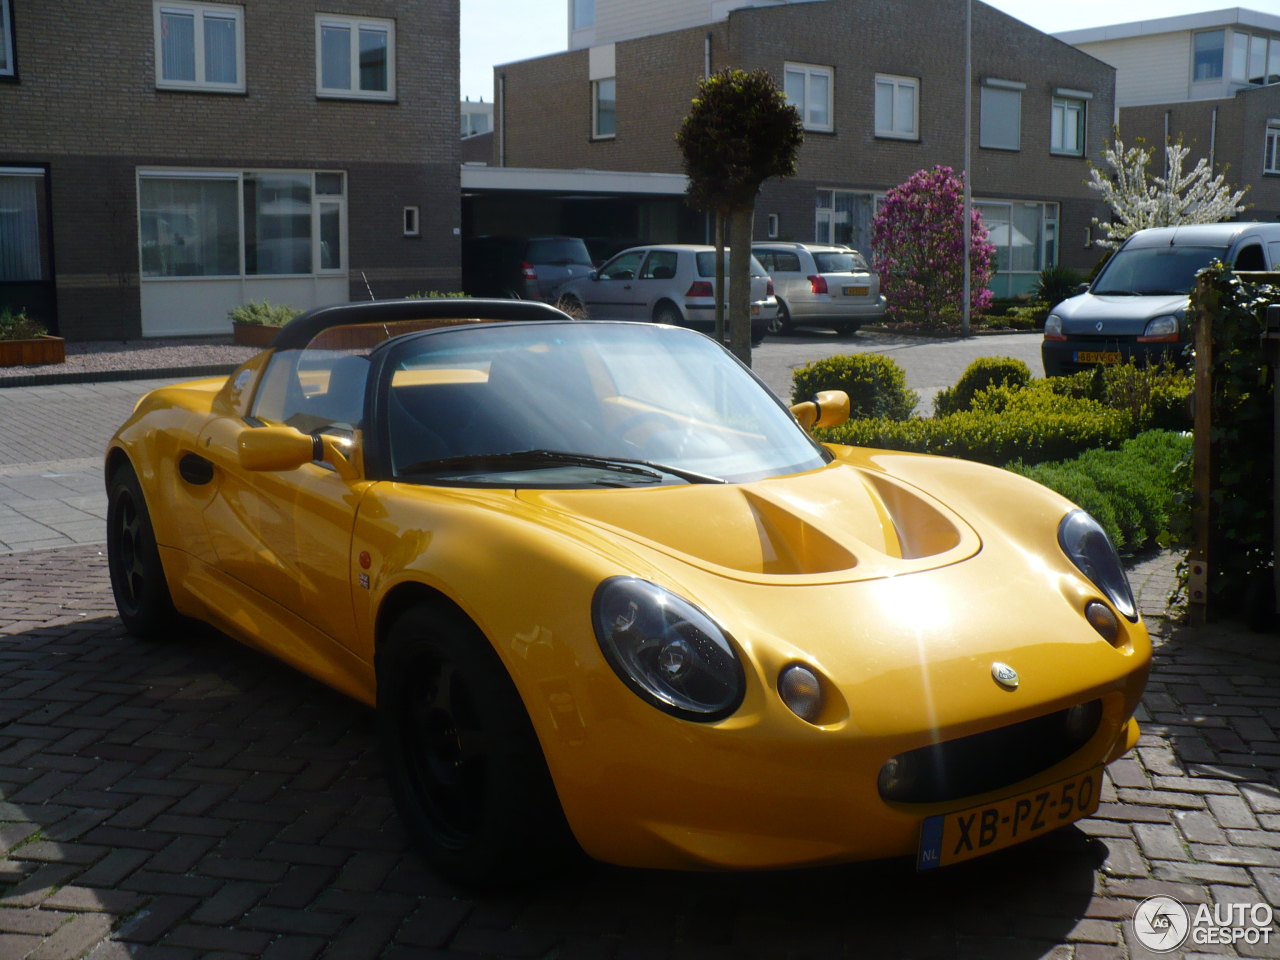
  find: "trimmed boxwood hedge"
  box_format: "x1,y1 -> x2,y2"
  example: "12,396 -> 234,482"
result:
792,352 -> 918,420
933,356 -> 1032,416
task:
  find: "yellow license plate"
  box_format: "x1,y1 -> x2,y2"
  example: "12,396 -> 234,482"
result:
750,304 -> 760,315
917,766 -> 1102,870
844,286 -> 869,296
1075,351 -> 1122,364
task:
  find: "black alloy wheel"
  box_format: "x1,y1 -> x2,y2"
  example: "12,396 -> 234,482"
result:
106,461 -> 178,638
769,299 -> 793,335
377,603 -> 575,887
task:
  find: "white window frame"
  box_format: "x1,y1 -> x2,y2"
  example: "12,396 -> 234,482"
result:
592,78 -> 616,139
874,74 -> 918,140
766,213 -> 779,239
153,2 -> 245,93
0,0 -> 15,79
1265,124 -> 1280,175
403,205 -> 420,237
784,62 -> 834,133
314,13 -> 396,101
1050,97 -> 1086,156
136,168 -> 348,280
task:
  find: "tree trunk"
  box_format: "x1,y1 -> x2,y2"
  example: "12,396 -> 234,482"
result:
727,203 -> 754,365
714,210 -> 726,344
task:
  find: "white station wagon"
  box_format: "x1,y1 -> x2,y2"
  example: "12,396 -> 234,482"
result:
555,244 -> 777,345
753,242 -> 887,334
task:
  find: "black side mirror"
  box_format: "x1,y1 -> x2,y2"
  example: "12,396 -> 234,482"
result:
1075,283 -> 1090,295
589,271 -> 598,281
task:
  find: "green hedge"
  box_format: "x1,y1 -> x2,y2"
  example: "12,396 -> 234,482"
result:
228,300 -> 302,327
1010,430 -> 1191,554
792,353 -> 917,420
820,385 -> 1131,467
1046,362 -> 1192,433
934,356 -> 1032,416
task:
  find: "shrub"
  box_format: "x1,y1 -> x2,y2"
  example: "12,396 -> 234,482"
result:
407,290 -> 469,299
229,300 -> 302,327
871,166 -> 996,327
0,307 -> 47,341
934,356 -> 1033,416
792,353 -> 917,420
1046,361 -> 1192,433
1033,265 -> 1084,308
820,387 -> 1131,466
1010,430 -> 1191,554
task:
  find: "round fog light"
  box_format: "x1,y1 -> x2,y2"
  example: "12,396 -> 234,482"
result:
1085,600 -> 1120,644
778,665 -> 824,723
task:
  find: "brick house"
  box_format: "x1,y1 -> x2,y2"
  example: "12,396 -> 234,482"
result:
0,0 -> 460,340
494,0 -> 1118,296
1057,9 -> 1280,223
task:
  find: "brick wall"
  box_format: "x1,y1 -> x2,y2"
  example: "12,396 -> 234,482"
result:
1,0 -> 459,339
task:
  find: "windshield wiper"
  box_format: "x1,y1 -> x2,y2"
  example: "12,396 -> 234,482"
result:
398,449 -> 725,484
1134,289 -> 1186,296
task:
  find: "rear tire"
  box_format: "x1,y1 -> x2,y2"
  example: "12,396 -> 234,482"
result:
840,322 -> 862,336
653,301 -> 683,326
377,602 -> 575,888
107,460 -> 178,639
769,300 -> 794,335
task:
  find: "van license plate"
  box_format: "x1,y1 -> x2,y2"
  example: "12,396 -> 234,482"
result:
750,304 -> 760,315
1074,351 -> 1122,364
917,766 -> 1102,870
844,286 -> 869,296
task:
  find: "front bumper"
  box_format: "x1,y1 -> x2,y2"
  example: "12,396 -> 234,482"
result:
1042,338 -> 1190,376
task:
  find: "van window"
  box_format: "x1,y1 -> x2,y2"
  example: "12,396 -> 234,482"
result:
1234,243 -> 1266,271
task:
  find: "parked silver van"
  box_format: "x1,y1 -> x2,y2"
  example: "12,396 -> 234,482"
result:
1042,223 -> 1280,376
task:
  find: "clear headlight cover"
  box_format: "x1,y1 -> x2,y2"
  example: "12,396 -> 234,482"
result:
592,577 -> 745,721
1044,315 -> 1064,338
1058,510 -> 1137,621
1142,315 -> 1179,338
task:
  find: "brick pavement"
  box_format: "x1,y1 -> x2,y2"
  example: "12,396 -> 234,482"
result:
0,546 -> 1276,959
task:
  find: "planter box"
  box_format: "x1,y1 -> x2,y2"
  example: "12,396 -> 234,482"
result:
233,322 -> 282,348
0,335 -> 65,368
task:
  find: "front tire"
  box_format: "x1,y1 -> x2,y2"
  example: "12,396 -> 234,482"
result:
377,602 -> 573,888
107,460 -> 177,639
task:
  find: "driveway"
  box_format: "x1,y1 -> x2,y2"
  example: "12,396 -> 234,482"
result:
0,547 -> 1278,958
753,329 -> 1045,412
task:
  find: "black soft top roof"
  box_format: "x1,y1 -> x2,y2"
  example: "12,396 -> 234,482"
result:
272,298 -> 571,351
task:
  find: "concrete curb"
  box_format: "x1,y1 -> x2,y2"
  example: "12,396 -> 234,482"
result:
0,363 -> 239,389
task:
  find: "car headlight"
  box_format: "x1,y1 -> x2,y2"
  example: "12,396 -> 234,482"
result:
592,577 -> 745,721
1140,315 -> 1179,340
1058,510 -> 1137,621
1044,315 -> 1065,340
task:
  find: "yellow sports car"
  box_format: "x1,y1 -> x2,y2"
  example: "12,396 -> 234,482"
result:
106,300 -> 1149,885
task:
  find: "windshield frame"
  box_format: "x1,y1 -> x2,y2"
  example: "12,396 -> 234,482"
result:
1090,242 -> 1228,297
361,320 -> 831,488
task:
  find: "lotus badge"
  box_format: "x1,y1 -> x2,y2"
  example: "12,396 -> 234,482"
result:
1095,321 -> 1104,331
991,662 -> 1019,689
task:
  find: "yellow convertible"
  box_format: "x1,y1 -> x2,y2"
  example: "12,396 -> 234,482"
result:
105,300 -> 1149,885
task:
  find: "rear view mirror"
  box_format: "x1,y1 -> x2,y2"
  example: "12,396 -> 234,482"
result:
589,271 -> 598,281
790,390 -> 850,432
238,426 -> 316,472
1075,283 -> 1090,295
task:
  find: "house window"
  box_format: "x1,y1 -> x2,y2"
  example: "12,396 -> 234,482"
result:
403,206 -> 419,237
0,169 -> 47,281
815,189 -> 874,254
766,213 -> 779,239
874,74 -> 917,139
1051,98 -> 1085,156
1193,30 -> 1224,81
573,0 -> 594,31
153,2 -> 244,92
784,63 -> 833,132
1270,38 -> 1280,85
974,200 -> 1059,297
1250,35 -> 1268,85
979,79 -> 1023,151
0,0 -> 14,79
315,14 -> 395,100
1231,32 -> 1249,83
1266,125 -> 1280,175
593,78 -> 615,138
138,170 -> 347,278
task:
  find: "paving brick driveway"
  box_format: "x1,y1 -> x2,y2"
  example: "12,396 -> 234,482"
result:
1,547 -> 1280,960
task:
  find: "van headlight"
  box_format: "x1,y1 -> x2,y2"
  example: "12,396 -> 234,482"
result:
1139,315 -> 1179,341
592,578 -> 745,721
1044,315 -> 1065,340
1058,510 -> 1137,621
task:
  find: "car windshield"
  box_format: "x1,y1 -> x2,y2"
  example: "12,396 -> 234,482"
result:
526,238 -> 593,267
383,322 -> 827,486
813,251 -> 869,273
1092,245 -> 1228,296
696,253 -> 769,278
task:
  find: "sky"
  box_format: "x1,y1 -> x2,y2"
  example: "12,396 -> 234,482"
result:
459,0 -> 1279,101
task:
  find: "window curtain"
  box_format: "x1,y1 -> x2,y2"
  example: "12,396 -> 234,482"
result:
204,14 -> 237,84
138,177 -> 239,277
0,175 -> 42,282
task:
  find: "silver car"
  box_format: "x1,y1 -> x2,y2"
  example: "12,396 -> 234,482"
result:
556,244 -> 777,344
752,242 -> 886,334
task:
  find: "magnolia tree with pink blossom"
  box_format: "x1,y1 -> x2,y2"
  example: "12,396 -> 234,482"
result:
871,166 -> 995,327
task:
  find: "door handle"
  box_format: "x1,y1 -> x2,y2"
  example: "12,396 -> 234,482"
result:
623,285 -> 632,290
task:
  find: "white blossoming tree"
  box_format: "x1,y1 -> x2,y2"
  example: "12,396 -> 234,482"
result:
1087,135 -> 1248,249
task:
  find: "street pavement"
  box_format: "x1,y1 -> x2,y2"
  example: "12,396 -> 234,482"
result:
0,547 -> 1275,959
